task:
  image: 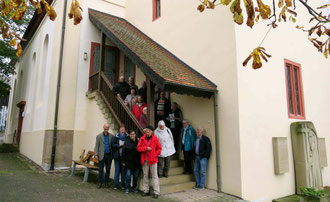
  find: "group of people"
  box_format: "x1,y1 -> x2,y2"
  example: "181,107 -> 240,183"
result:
94,120 -> 212,199
94,76 -> 212,199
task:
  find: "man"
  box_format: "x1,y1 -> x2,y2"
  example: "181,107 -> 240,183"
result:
155,91 -> 171,125
113,76 -> 130,99
193,126 -> 212,190
138,81 -> 147,104
167,102 -> 183,150
128,76 -> 138,95
137,125 -> 162,199
94,123 -> 114,188
111,124 -> 128,190
179,119 -> 196,174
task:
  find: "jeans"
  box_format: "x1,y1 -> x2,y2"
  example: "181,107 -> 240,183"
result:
194,155 -> 207,188
114,158 -> 126,187
98,154 -> 112,183
125,168 -> 140,190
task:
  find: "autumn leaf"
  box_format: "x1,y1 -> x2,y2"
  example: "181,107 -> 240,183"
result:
197,4 -> 205,12
317,4 -> 330,9
243,47 -> 271,69
256,0 -> 271,19
73,0 -> 83,25
68,1 -> 74,18
221,0 -> 232,6
285,0 -> 292,7
243,0 -> 255,28
9,39 -> 16,46
41,0 -> 57,21
230,0 -> 243,25
16,43 -> 23,57
208,1 -> 215,9
278,0 -> 283,8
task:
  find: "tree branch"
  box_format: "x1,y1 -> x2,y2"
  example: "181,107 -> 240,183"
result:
298,0 -> 329,23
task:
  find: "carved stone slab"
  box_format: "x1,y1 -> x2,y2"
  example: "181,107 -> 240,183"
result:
273,137 -> 289,174
290,122 -> 323,194
318,138 -> 328,168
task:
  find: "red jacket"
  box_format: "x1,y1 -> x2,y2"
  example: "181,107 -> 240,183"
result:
137,134 -> 162,165
132,104 -> 147,121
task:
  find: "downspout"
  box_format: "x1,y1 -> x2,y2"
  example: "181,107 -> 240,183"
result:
213,92 -> 221,192
50,0 -> 68,170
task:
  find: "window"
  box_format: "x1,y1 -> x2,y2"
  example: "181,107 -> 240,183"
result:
153,0 -> 161,21
89,42 -> 120,88
284,59 -> 305,119
124,56 -> 136,82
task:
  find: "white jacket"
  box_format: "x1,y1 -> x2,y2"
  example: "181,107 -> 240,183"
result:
154,127 -> 176,157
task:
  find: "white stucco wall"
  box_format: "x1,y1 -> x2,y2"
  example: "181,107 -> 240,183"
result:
125,0 -> 242,196
234,1 -> 330,201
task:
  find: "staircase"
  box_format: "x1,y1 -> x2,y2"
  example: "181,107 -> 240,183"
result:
159,153 -> 195,194
87,72 -> 195,194
86,90 -> 119,134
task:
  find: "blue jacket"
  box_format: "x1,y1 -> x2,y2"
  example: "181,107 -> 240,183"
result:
111,132 -> 128,159
179,125 -> 196,151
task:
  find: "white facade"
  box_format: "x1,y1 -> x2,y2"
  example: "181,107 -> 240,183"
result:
4,0 -> 330,201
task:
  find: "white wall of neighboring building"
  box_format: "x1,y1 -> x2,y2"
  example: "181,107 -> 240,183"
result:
234,1 -> 330,201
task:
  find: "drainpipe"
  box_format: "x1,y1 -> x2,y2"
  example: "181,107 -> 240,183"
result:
213,92 -> 221,192
50,0 -> 68,170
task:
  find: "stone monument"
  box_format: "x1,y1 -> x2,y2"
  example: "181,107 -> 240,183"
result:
290,122 -> 323,193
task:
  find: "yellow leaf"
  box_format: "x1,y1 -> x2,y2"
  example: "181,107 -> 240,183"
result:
16,43 -> 22,57
41,0 -> 57,21
278,0 -> 283,8
285,0 -> 292,7
73,0 -> 83,25
256,0 -> 271,19
68,1 -> 74,19
9,39 -> 16,46
243,54 -> 252,66
208,1 -> 215,9
324,50 -> 329,59
317,4 -> 330,9
221,0 -> 232,6
243,0 -> 255,28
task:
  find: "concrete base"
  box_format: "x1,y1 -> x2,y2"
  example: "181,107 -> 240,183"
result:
42,130 -> 74,170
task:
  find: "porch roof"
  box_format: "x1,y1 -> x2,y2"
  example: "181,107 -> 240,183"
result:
89,9 -> 217,98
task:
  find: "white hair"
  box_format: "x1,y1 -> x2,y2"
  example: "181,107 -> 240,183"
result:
197,125 -> 204,132
158,120 -> 166,126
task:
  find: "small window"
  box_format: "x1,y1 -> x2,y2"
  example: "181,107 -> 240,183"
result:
153,0 -> 161,21
284,59 -> 305,119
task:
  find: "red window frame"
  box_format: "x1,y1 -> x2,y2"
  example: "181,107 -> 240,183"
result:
152,0 -> 161,21
284,59 -> 305,120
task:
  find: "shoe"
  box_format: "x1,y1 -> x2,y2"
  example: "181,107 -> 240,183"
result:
105,183 -> 110,188
153,194 -> 159,199
97,183 -> 102,189
125,189 -> 129,194
198,186 -> 205,190
163,173 -> 168,178
142,192 -> 150,197
193,186 -> 199,190
132,188 -> 139,193
113,186 -> 118,190
158,175 -> 163,178
182,171 -> 188,174
121,186 -> 125,190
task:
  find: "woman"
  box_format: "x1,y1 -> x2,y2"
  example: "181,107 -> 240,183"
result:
122,130 -> 140,194
132,95 -> 147,121
124,88 -> 137,110
154,120 -> 176,178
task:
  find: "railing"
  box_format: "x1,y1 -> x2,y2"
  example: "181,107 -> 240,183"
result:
89,72 -> 99,91
99,72 -> 144,135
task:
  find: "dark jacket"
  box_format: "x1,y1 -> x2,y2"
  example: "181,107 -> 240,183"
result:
121,138 -> 140,170
138,87 -> 147,103
113,81 -> 130,99
129,84 -> 138,95
155,97 -> 171,120
111,132 -> 128,159
194,135 -> 212,159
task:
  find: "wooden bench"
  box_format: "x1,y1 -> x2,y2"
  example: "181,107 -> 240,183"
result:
71,150 -> 99,183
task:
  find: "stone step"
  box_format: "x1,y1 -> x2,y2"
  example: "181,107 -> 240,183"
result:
160,181 -> 196,194
171,153 -> 179,160
168,166 -> 185,176
170,160 -> 183,168
159,174 -> 194,185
